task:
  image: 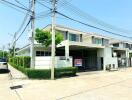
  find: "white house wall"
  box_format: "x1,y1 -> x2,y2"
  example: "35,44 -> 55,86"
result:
35,56 -> 73,69
97,47 -> 118,70
82,34 -> 92,44
17,49 -> 30,56
104,47 -> 118,70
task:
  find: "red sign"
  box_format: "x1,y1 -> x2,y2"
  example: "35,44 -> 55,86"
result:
74,59 -> 82,66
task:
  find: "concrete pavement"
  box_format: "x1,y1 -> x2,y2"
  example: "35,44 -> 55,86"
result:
8,64 -> 27,79
1,65 -> 132,100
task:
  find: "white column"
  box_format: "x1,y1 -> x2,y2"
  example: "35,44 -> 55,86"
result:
126,49 -> 129,67
65,40 -> 69,60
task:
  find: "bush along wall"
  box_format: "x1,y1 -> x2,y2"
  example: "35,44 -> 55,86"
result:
9,56 -> 30,68
9,56 -> 77,79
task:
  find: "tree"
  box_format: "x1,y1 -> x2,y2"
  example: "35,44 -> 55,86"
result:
0,51 -> 8,58
8,47 -> 20,57
35,28 -> 64,47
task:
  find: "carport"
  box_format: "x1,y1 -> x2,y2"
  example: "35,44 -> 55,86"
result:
56,41 -> 105,71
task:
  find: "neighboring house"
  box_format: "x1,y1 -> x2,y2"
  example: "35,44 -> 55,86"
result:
17,24 -> 130,71
110,39 -> 132,67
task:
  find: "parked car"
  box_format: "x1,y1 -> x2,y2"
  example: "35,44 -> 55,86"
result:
0,58 -> 8,70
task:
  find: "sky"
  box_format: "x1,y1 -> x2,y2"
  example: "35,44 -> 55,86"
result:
0,0 -> 132,50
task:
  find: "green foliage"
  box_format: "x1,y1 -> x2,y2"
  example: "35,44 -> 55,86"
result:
129,53 -> 132,58
55,32 -> 64,45
55,67 -> 77,78
26,69 -> 51,79
35,28 -> 64,47
9,62 -> 27,74
26,67 -> 77,79
9,59 -> 77,79
9,56 -> 77,79
9,56 -> 30,68
8,47 -> 20,57
0,51 -> 8,58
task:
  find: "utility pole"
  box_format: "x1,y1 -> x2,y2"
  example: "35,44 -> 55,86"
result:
30,0 -> 35,68
51,0 -> 56,80
2,45 -> 5,58
13,32 -> 16,57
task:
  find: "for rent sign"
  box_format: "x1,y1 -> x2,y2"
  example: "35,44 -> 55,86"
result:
74,59 -> 82,66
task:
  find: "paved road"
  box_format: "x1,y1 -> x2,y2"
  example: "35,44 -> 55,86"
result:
1,67 -> 132,100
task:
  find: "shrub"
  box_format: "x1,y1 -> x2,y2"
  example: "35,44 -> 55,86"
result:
23,56 -> 30,68
9,56 -> 30,68
55,67 -> 77,78
26,69 -> 51,79
9,57 -> 77,79
26,67 -> 77,79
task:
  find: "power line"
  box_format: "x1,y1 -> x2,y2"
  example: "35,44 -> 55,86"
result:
11,1 -> 32,49
57,0 -> 73,8
58,0 -> 132,34
35,12 -> 51,20
0,1 -> 29,14
38,0 -> 132,35
37,0 -> 132,39
36,0 -> 52,10
15,2 -> 32,35
38,0 -> 51,4
36,10 -> 51,18
14,19 -> 31,43
57,11 -> 132,39
1,0 -> 33,13
16,12 -> 30,36
14,0 -> 29,10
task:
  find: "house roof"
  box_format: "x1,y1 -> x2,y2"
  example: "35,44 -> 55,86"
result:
18,24 -> 132,52
110,38 -> 132,44
43,24 -> 112,39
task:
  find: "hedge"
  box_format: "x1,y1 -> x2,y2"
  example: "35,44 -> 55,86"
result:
9,57 -> 77,79
26,67 -> 77,79
9,56 -> 30,68
26,69 -> 51,79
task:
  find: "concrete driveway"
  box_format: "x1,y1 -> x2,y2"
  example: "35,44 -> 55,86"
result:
1,67 -> 132,100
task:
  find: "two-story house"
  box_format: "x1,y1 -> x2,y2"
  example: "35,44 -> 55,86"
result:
17,25 -> 118,71
110,39 -> 132,67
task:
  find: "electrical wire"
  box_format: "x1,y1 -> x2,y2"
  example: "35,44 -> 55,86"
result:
36,10 -> 51,18
0,0 -> 33,13
58,0 -> 132,34
11,1 -> 32,48
35,12 -> 51,20
36,0 -> 52,10
57,11 -> 132,39
38,0 -> 132,37
0,1 -> 30,15
15,3 -> 32,36
15,19 -> 31,43
38,0 -> 51,4
14,0 -> 29,10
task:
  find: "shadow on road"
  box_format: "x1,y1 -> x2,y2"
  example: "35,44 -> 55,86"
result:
0,69 -> 10,74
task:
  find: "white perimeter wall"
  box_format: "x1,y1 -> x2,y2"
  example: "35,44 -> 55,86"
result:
35,56 -> 73,69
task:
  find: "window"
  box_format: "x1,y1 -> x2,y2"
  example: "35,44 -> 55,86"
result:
113,43 -> 119,47
36,51 -> 51,56
95,38 -> 102,44
92,37 -> 102,45
36,51 -> 42,56
103,39 -> 109,46
69,33 -> 77,41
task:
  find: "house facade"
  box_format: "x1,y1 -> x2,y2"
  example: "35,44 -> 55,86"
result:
110,40 -> 132,68
17,25 -> 131,71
